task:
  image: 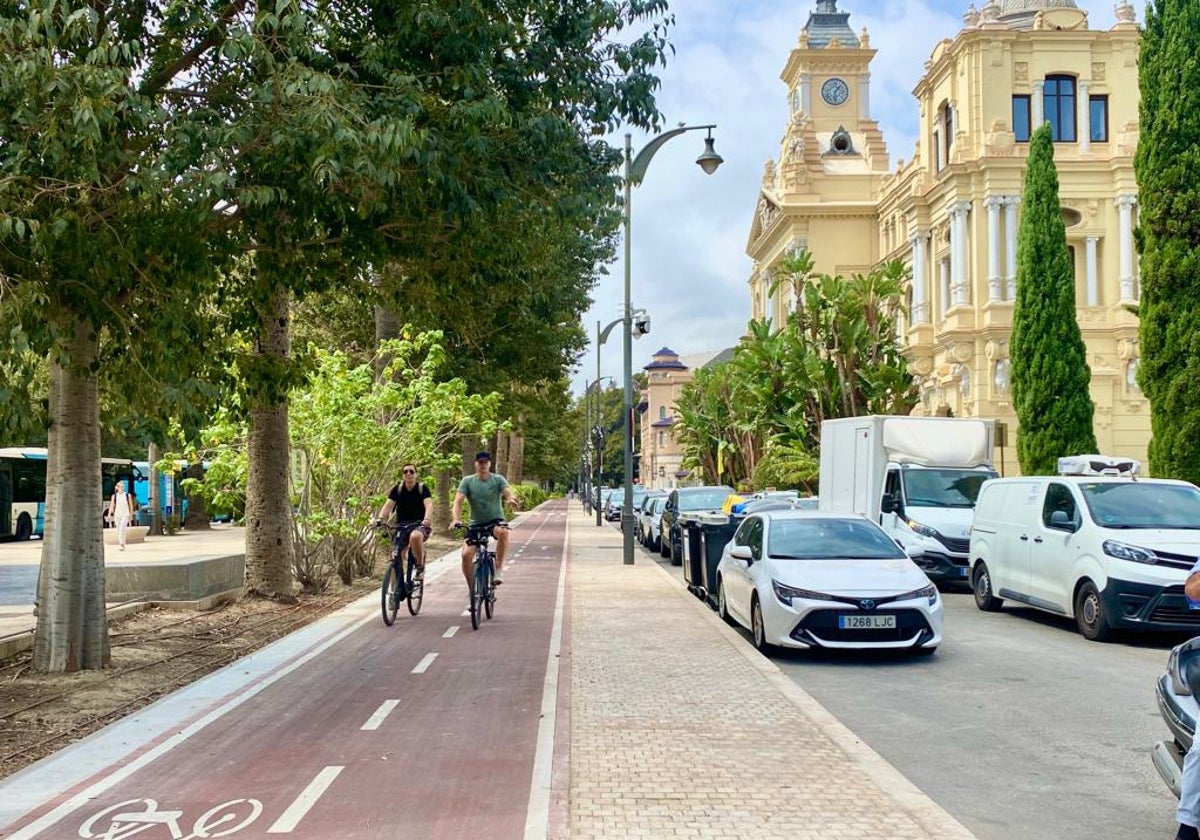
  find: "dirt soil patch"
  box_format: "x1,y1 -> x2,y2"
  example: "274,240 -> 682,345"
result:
0,535 -> 458,782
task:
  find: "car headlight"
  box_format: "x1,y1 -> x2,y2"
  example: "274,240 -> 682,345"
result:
906,519 -> 941,539
772,580 -> 837,606
1102,540 -> 1158,565
894,583 -> 939,607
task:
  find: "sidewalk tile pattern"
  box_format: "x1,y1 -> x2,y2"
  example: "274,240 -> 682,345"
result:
567,509 -> 962,839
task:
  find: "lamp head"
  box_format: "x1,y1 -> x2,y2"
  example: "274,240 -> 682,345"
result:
695,133 -> 724,175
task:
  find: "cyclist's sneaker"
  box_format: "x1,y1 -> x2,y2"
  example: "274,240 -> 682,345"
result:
494,568 -> 504,585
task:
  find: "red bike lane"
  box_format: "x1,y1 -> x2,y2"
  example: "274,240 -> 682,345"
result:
1,504 -> 570,840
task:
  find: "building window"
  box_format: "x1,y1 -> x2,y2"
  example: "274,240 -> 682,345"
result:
657,431 -> 666,447
1043,75 -> 1077,142
942,103 -> 954,165
1013,95 -> 1032,142
1089,96 -> 1109,142
933,128 -> 942,171
658,406 -> 666,420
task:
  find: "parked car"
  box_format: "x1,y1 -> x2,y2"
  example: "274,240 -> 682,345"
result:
1153,635 -> 1200,798
969,455 -> 1200,641
643,495 -> 668,552
793,496 -> 819,511
715,510 -> 941,654
638,493 -> 667,545
660,485 -> 735,565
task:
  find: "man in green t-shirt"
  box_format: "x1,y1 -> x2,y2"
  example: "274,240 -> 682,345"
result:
452,451 -> 521,587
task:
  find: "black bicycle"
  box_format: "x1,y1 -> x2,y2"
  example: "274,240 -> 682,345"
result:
378,522 -> 425,626
457,520 -> 508,631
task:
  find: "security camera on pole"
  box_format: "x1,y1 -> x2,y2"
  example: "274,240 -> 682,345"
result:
619,124 -> 723,566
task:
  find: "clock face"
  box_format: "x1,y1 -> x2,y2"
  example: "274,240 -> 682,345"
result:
821,77 -> 850,107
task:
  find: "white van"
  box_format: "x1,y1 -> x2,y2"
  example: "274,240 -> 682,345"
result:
968,456 -> 1200,641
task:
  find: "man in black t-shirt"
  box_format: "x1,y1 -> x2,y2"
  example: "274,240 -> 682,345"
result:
375,463 -> 434,571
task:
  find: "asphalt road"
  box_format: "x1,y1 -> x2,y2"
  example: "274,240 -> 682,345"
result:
636,525 -> 1182,840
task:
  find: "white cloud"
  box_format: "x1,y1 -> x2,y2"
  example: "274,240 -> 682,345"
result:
575,0 -> 1138,393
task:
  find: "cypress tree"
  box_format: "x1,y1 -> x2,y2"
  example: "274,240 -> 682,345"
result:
1135,0 -> 1200,482
1011,123 -> 1098,475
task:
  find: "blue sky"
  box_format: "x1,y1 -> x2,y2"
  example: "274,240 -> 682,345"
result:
576,0 -> 1136,393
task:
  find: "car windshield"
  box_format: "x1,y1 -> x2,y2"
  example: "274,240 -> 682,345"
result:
679,489 -> 733,512
901,469 -> 996,508
768,518 -> 906,560
1080,482 -> 1200,529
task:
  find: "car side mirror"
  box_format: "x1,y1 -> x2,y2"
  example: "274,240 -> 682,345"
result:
1049,510 -> 1079,532
881,495 -> 897,515
730,545 -> 753,563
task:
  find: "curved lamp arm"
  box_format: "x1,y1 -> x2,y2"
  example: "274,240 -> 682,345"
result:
628,124 -> 718,186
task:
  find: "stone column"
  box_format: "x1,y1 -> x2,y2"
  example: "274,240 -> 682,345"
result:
1033,80 -> 1045,128
986,196 -> 1003,301
950,201 -> 971,306
800,74 -> 811,115
1117,195 -> 1137,302
1078,81 -> 1091,153
860,73 -> 871,120
912,231 -> 929,323
1005,196 -> 1019,300
1086,236 -> 1100,306
940,254 -> 951,318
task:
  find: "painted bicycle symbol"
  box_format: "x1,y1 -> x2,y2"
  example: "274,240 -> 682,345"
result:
78,798 -> 263,840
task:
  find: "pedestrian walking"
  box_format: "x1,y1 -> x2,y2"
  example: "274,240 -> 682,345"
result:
108,480 -> 135,550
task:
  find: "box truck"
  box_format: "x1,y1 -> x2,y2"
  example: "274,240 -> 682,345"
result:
818,416 -> 998,582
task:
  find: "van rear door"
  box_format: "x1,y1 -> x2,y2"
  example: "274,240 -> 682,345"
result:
996,481 -> 1044,601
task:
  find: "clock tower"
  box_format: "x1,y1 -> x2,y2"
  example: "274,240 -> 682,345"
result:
746,0 -> 890,327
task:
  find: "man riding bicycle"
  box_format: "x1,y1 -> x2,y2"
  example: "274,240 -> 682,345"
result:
375,463 -> 433,573
451,451 -> 520,587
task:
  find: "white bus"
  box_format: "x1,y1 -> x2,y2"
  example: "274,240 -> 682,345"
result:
0,448 -> 137,541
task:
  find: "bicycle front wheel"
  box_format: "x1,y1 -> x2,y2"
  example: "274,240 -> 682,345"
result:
406,553 -> 423,616
471,562 -> 488,630
381,563 -> 401,626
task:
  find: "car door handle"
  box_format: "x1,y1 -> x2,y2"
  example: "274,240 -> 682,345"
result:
1033,536 -> 1044,544
1019,534 -> 1029,541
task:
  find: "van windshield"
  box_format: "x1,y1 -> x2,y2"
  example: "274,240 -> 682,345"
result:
1080,482 -> 1200,529
901,468 -> 996,508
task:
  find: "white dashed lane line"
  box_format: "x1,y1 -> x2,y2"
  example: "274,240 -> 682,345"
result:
442,626 -> 459,638
267,765 -> 344,833
411,653 -> 438,674
360,700 -> 400,731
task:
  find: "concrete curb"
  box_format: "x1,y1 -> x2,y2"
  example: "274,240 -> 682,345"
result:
643,553 -> 978,840
0,602 -> 152,661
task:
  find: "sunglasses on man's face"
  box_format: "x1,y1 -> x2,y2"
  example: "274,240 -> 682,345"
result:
403,469 -> 416,475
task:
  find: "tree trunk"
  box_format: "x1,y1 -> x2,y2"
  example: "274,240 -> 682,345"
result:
243,283 -> 295,601
148,442 -> 163,536
461,435 -> 475,474
509,431 -> 525,484
34,320 -> 109,672
433,468 -> 452,534
373,305 -> 400,382
183,461 -> 210,530
494,430 -> 511,478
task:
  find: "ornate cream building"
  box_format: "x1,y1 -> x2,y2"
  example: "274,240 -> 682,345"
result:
747,0 -> 1149,469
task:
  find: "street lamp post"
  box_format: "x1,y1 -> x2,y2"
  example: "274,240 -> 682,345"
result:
595,319 -> 621,526
619,125 -> 723,566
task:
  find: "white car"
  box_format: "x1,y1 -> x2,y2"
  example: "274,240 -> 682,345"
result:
638,494 -> 666,547
715,510 -> 942,654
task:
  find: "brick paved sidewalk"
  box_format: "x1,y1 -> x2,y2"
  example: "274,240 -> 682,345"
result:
564,504 -> 975,840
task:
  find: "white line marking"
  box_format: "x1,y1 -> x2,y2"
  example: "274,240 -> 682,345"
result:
524,507 -> 569,840
360,699 -> 400,731
412,653 -> 438,674
2,610 -> 377,840
267,765 -> 344,833
443,626 -> 459,638
461,608 -> 471,616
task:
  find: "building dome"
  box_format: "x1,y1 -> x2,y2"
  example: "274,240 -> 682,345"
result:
996,0 -> 1079,29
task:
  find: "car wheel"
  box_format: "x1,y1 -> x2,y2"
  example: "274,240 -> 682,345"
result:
972,562 -> 1003,612
658,533 -> 668,557
717,578 -> 737,627
1075,580 -> 1114,642
751,597 -> 776,655
669,532 -> 682,566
